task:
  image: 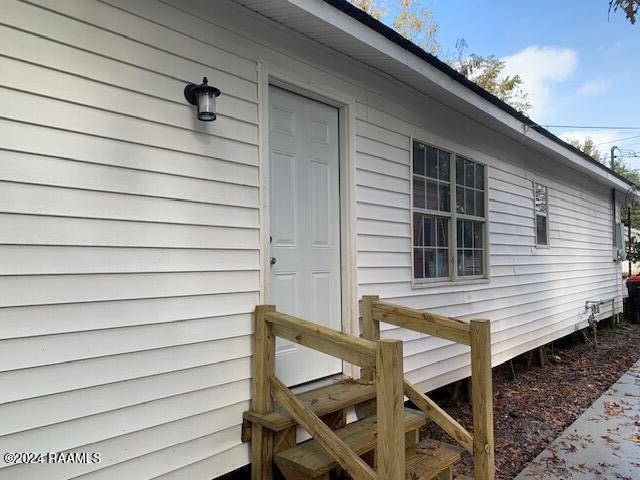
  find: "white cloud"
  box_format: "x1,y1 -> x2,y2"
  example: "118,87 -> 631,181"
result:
502,46 -> 578,121
576,79 -> 609,96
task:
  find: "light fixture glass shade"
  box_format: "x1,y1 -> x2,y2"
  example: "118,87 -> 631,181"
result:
197,90 -> 216,122
184,77 -> 221,122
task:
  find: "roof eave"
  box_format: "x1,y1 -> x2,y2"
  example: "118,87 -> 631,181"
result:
305,0 -> 634,191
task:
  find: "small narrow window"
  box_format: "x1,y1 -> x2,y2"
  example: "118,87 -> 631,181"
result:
534,183 -> 549,246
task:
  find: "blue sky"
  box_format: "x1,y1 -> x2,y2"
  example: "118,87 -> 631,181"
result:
378,1 -> 640,166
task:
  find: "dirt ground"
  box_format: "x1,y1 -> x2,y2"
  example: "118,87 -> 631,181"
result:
419,322 -> 640,480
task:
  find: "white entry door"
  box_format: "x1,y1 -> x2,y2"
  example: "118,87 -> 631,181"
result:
269,86 -> 342,386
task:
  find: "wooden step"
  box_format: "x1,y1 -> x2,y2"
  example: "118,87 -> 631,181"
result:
405,440 -> 463,480
274,407 -> 427,478
243,381 -> 375,432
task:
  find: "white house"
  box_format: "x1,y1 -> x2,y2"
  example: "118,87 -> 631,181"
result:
0,0 -> 634,478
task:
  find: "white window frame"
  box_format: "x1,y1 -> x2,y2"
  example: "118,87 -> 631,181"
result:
411,139 -> 490,286
533,182 -> 550,248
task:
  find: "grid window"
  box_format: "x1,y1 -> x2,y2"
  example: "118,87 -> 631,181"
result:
456,157 -> 485,217
413,213 -> 449,279
412,140 -> 487,282
457,220 -> 484,276
534,183 -> 549,246
413,143 -> 451,212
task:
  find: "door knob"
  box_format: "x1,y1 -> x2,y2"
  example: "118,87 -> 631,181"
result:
270,257 -> 277,266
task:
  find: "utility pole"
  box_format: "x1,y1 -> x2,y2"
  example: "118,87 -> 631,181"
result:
611,146 -> 619,250
629,205 -> 632,276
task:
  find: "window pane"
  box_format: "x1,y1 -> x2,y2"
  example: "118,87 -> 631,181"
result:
474,251 -> 484,276
456,187 -> 465,214
457,220 -> 485,277
424,248 -> 437,278
413,177 -> 425,209
459,249 -> 474,276
426,180 -> 439,210
414,248 -> 424,278
475,190 -> 485,217
423,216 -> 434,246
437,217 -> 449,247
465,187 -> 474,215
426,146 -> 438,178
439,151 -> 450,181
413,214 -> 450,280
413,213 -> 423,246
473,222 -> 483,248
536,214 -> 548,245
439,184 -> 450,212
464,221 -> 473,248
465,159 -> 475,187
436,249 -> 449,277
475,164 -> 485,190
413,143 -> 425,176
535,183 -> 547,213
456,157 -> 465,186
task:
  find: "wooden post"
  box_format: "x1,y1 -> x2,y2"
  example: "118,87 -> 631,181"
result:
251,305 -> 276,480
470,320 -> 495,480
360,295 -> 380,381
376,338 -> 405,480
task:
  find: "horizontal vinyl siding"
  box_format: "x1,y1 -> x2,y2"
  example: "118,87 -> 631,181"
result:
0,0 -> 258,478
1,0 -> 625,478
355,108 -> 623,392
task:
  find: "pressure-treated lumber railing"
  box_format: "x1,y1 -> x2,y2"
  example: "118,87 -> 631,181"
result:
251,305 -> 405,480
361,295 -> 495,480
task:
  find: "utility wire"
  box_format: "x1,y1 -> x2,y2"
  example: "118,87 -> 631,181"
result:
542,125 -> 640,130
594,134 -> 640,146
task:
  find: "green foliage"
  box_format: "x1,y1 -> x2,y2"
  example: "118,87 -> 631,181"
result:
393,0 -> 440,55
567,137 -> 604,162
609,0 -> 639,24
627,236 -> 640,263
451,39 -> 531,113
568,137 -> 640,229
348,0 -> 440,55
347,1 -> 530,113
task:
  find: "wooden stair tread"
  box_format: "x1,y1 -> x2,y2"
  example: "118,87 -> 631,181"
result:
244,382 -> 375,431
274,407 -> 427,476
405,440 -> 464,480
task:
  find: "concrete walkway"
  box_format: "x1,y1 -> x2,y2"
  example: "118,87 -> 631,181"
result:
514,358 -> 640,480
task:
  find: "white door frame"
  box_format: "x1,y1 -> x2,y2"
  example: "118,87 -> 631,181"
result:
258,61 -> 359,378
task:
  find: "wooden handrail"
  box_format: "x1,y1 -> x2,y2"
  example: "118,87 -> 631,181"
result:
470,319 -> 495,480
361,296 -> 495,480
270,376 -> 377,480
251,305 -> 276,480
403,379 -> 473,453
371,300 -> 471,345
265,310 -> 377,368
375,339 -> 405,479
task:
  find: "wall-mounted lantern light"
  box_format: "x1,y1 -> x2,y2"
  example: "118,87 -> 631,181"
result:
184,77 -> 221,122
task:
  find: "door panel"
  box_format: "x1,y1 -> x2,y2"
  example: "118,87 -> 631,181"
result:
269,86 -> 342,386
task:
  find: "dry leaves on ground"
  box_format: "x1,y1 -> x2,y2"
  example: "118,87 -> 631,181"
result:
419,323 -> 640,479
